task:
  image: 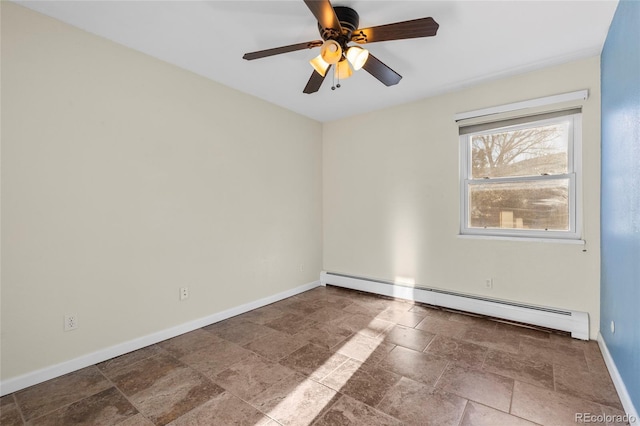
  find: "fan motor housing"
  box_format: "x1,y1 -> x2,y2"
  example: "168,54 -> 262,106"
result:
318,6 -> 359,43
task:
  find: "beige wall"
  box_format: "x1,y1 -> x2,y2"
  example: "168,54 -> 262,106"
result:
323,57 -> 601,338
1,3 -> 322,380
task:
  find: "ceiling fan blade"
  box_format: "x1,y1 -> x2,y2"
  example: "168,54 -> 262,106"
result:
362,54 -> 402,86
303,67 -> 330,94
243,40 -> 323,60
351,17 -> 439,44
304,0 -> 342,39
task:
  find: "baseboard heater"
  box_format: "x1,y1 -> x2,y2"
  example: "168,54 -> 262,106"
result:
321,271 -> 589,340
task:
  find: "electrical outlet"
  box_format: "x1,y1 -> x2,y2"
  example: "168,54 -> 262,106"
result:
299,264 -> 305,272
64,314 -> 78,332
485,278 -> 493,289
180,287 -> 189,301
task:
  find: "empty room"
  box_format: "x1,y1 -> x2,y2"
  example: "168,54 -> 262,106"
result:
1,0 -> 638,425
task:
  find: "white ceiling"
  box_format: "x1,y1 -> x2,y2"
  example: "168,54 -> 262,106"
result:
16,0 -> 618,122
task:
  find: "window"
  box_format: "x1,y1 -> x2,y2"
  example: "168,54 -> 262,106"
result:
460,109 -> 582,240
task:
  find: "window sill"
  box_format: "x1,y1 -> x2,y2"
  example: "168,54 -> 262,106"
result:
457,234 -> 586,245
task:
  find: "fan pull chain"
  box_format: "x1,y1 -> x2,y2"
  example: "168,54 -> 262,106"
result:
331,65 -> 341,90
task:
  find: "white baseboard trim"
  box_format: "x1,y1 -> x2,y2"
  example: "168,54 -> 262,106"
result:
321,271 -> 589,340
597,332 -> 639,422
0,280 -> 321,396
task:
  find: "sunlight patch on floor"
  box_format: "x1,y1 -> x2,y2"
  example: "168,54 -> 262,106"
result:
263,317 -> 384,423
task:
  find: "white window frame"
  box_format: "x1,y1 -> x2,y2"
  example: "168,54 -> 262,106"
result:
459,111 -> 582,241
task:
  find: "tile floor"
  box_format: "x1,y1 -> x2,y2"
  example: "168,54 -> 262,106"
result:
0,286 -> 628,425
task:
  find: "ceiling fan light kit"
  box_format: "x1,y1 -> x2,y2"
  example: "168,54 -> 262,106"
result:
319,39 -> 342,64
242,0 -> 439,94
345,46 -> 369,71
335,58 -> 353,80
309,54 -> 331,77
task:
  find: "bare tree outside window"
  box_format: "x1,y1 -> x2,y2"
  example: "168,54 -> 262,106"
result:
467,122 -> 571,231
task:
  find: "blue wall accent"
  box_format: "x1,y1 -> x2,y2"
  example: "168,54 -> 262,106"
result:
601,0 -> 640,412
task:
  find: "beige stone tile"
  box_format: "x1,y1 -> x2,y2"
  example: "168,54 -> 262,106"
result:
424,335 -> 487,369
519,338 -> 590,371
125,366 -> 223,425
336,333 -> 395,365
346,297 -> 395,315
319,295 -> 356,310
107,353 -> 223,424
97,345 -> 163,377
265,313 -> 318,335
460,401 -> 538,426
409,304 -> 452,319
243,329 -> 309,361
549,333 -> 592,349
116,413 -> 155,425
293,322 -> 353,349
180,338 -> 254,378
415,316 -> 469,338
250,373 -> 339,426
377,346 -> 449,386
166,391 -> 271,425
321,359 -> 401,406
359,296 -> 398,308
447,312 -> 493,327
377,377 -> 467,426
583,341 -> 609,374
458,324 -> 520,354
309,292 -> 350,306
306,306 -> 352,324
511,380 -> 607,426
375,308 -> 427,327
383,299 -> 417,311
202,315 -> 246,335
552,341 -> 591,370
279,343 -> 349,381
206,320 -> 276,346
276,298 -> 323,316
212,353 -> 295,401
436,364 -> 514,412
28,387 -> 137,426
107,354 -> 183,395
383,325 -> 434,351
0,395 -> 24,426
239,305 -> 286,325
15,366 -> 111,421
158,329 -> 224,359
314,394 -> 403,426
483,349 -> 554,389
343,301 -> 381,316
494,321 -> 551,341
333,314 -> 394,338
554,364 -> 623,409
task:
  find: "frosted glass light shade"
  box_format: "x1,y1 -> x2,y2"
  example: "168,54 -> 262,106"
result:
320,40 -> 342,65
335,59 -> 353,79
346,46 -> 369,70
309,55 -> 330,77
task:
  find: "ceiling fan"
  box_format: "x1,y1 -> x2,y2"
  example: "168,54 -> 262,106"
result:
242,0 -> 439,93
